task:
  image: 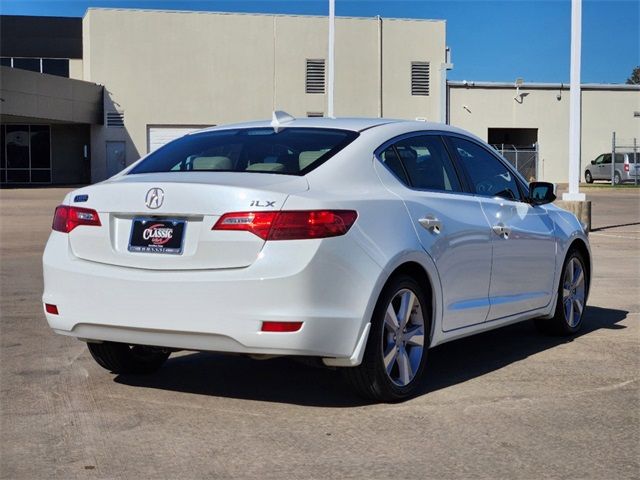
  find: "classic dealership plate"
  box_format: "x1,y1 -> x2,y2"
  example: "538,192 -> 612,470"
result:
128,218 -> 185,254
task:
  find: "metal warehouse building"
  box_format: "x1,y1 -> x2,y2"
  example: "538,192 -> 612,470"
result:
0,8 -> 638,185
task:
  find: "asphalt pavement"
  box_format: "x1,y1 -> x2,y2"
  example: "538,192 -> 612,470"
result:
1,185 -> 638,479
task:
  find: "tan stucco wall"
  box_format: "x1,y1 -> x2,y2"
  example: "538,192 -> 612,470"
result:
582,89 -> 640,165
448,85 -> 640,182
68,59 -> 84,80
82,9 -> 446,181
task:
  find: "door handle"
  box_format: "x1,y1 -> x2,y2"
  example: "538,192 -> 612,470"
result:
492,223 -> 511,239
418,215 -> 442,233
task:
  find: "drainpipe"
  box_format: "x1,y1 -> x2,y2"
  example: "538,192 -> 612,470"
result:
377,15 -> 383,118
327,0 -> 335,118
440,46 -> 453,124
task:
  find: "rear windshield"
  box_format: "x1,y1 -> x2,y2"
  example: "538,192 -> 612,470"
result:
129,127 -> 359,176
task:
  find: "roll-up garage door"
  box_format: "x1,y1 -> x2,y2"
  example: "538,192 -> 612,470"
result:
147,126 -> 210,153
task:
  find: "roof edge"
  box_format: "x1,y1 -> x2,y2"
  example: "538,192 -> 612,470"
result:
447,80 -> 640,91
83,7 -> 446,23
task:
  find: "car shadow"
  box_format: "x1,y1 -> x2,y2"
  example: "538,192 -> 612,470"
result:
114,305 -> 627,407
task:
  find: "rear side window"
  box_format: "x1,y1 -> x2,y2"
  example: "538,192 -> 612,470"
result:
379,135 -> 462,193
130,128 -> 358,176
393,136 -> 462,192
450,137 -> 522,201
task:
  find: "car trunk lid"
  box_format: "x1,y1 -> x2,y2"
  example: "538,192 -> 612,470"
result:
67,172 -> 308,270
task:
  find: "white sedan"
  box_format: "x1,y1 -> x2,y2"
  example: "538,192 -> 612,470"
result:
43,114 -> 591,401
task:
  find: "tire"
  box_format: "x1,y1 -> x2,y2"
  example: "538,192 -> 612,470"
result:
343,274 -> 431,402
87,341 -> 170,374
535,250 -> 588,336
585,171 -> 593,184
614,172 -> 621,185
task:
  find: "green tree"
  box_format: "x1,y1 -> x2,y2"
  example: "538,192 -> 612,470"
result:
626,66 -> 640,85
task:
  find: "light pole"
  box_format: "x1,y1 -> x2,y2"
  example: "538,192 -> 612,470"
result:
563,0 -> 585,201
327,0 -> 335,118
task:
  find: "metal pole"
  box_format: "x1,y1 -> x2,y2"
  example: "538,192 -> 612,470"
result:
327,0 -> 335,118
634,137 -> 638,186
611,131 -> 616,186
563,0 -> 585,201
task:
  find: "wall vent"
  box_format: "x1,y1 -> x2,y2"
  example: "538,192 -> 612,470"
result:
305,59 -> 326,94
307,112 -> 324,117
106,111 -> 125,127
411,62 -> 430,96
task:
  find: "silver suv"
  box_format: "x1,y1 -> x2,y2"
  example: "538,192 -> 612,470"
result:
585,153 -> 639,184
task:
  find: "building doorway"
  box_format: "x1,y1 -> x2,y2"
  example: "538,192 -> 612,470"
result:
106,141 -> 126,177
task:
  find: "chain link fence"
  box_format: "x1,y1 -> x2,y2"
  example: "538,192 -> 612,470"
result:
609,133 -> 639,186
491,144 -> 539,182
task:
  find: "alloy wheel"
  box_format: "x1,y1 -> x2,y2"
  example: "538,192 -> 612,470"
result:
562,257 -> 586,327
381,289 -> 425,387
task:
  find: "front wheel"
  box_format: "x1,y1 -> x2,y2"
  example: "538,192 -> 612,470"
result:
343,275 -> 430,402
535,250 -> 588,335
585,171 -> 593,184
87,341 -> 170,374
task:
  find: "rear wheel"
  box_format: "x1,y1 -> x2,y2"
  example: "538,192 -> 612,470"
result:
343,275 -> 430,402
614,172 -> 621,185
584,171 -> 593,183
535,250 -> 587,335
87,341 -> 170,374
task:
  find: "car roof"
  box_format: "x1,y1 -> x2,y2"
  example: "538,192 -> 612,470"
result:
192,117 -> 472,135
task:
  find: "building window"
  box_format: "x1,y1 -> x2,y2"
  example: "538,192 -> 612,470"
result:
42,59 -> 70,77
306,59 -> 326,94
307,112 -> 324,117
106,111 -> 125,128
12,58 -> 40,73
0,57 -> 70,78
411,61 -> 430,96
0,125 -> 52,184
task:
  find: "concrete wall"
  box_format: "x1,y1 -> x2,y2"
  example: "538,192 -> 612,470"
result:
82,9 -> 447,181
448,83 -> 640,182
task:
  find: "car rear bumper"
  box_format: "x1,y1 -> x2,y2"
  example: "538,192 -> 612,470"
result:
43,232 -> 381,359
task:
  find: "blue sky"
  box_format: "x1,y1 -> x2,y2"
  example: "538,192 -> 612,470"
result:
1,0 -> 638,83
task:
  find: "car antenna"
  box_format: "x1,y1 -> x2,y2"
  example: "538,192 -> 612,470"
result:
271,110 -> 295,133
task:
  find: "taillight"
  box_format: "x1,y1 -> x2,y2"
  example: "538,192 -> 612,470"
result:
624,164 -> 629,172
52,205 -> 101,233
213,210 -> 357,240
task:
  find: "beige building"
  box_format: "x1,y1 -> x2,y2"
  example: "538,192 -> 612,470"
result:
448,81 -> 640,182
80,8 -> 447,182
1,8 -> 638,185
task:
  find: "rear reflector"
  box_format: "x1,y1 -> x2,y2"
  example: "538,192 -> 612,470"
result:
52,205 -> 101,233
44,304 -> 59,315
261,321 -> 303,332
213,210 -> 357,240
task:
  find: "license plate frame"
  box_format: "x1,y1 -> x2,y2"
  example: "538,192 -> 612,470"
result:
128,217 -> 186,255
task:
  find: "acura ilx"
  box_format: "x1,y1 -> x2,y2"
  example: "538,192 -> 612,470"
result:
43,113 -> 591,401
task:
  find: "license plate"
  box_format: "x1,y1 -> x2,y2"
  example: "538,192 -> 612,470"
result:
128,218 -> 186,254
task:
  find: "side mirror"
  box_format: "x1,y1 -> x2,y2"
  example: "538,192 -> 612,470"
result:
591,160 -> 596,165
528,181 -> 556,205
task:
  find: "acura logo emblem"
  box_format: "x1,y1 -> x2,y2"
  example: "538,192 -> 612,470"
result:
145,188 -> 164,209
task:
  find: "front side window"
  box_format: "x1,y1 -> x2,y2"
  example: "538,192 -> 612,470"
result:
390,136 -> 462,192
450,137 -> 522,201
593,154 -> 605,165
129,128 -> 358,176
